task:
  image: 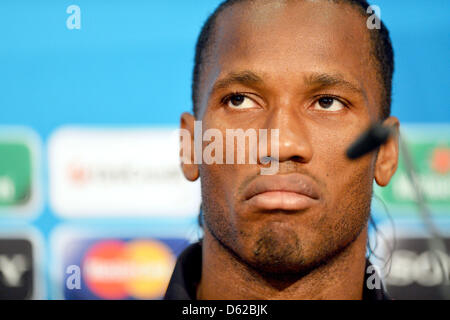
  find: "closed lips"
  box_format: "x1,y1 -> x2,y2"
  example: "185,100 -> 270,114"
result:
243,173 -> 320,211
244,173 -> 320,200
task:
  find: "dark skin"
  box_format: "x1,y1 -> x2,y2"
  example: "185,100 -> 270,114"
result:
181,0 -> 399,299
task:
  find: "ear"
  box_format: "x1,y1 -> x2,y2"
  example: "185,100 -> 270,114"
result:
180,112 -> 199,181
374,116 -> 400,186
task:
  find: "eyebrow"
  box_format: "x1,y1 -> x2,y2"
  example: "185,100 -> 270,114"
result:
304,72 -> 365,97
209,70 -> 366,100
210,71 -> 263,95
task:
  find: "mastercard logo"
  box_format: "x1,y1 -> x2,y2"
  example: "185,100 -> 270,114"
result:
82,239 -> 176,299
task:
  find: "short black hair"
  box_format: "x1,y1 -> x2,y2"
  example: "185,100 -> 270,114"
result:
192,0 -> 394,119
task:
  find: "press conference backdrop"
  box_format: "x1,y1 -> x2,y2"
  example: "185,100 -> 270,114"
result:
0,0 -> 449,300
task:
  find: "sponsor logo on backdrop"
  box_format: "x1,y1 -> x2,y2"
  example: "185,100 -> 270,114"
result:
0,239 -> 34,299
0,127 -> 41,216
82,240 -> 175,299
48,127 -> 201,218
383,237 -> 450,300
0,142 -> 31,206
375,125 -> 450,215
60,236 -> 189,300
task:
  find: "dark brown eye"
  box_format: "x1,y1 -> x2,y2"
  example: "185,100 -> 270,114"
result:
223,93 -> 259,110
225,94 -> 258,109
318,97 -> 334,109
313,96 -> 345,111
229,94 -> 245,106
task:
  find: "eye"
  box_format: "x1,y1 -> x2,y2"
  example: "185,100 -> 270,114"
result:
313,96 -> 346,111
224,93 -> 259,109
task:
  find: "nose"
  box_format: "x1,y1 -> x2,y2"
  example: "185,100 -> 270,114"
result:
263,105 -> 313,164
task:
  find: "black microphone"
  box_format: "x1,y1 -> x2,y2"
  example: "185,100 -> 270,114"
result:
346,123 -> 392,159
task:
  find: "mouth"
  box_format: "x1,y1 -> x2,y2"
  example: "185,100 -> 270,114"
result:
243,173 -> 320,211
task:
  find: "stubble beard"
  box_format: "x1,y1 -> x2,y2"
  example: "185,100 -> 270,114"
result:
202,189 -> 372,279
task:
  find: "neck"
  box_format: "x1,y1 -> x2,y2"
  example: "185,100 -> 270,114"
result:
196,227 -> 368,300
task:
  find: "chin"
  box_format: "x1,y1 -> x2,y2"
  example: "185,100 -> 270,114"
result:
236,221 -> 342,276
237,224 -> 309,275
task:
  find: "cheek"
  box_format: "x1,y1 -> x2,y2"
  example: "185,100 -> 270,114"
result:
200,164 -> 228,202
322,161 -> 374,240
312,129 -> 375,208
325,157 -> 374,203
199,163 -> 243,213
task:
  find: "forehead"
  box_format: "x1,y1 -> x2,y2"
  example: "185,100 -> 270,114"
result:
199,0 -> 380,114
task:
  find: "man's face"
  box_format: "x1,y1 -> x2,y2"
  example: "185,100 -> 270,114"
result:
183,0 -> 397,275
